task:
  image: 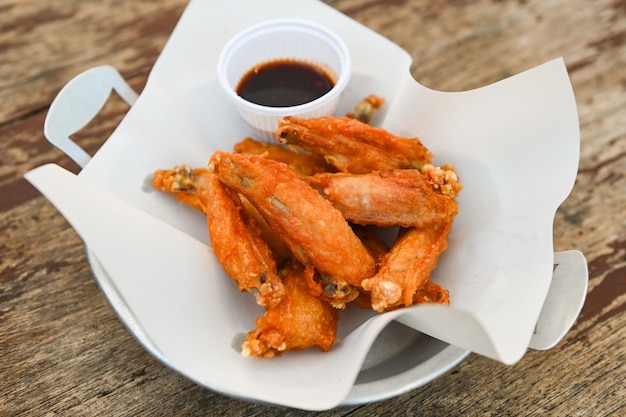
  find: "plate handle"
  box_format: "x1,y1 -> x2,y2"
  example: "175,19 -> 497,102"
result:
528,250 -> 588,350
44,65 -> 138,168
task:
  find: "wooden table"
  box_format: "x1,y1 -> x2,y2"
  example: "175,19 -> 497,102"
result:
2,0 -> 624,415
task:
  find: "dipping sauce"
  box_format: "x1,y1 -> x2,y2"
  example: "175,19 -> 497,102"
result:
236,59 -> 335,107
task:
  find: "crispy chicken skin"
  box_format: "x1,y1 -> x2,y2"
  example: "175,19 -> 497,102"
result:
242,262 -> 339,358
237,194 -> 293,266
361,222 -> 452,312
233,137 -> 334,177
305,168 -> 459,228
213,151 -> 377,308
276,116 -> 433,174
152,164 -> 285,308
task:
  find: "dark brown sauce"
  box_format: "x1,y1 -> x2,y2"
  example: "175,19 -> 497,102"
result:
236,59 -> 335,107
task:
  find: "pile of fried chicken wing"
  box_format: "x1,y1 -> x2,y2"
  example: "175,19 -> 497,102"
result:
152,95 -> 461,358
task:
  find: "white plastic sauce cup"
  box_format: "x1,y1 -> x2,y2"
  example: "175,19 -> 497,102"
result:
217,19 -> 352,141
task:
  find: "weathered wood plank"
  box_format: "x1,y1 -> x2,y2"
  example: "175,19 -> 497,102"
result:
0,0 -> 186,123
1,0 -> 625,415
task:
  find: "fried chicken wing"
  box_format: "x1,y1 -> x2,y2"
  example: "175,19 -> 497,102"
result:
306,168 -> 459,228
152,165 -> 211,213
349,225 -> 390,309
346,94 -> 385,124
361,222 -> 452,312
234,137 -> 334,176
241,262 -> 339,358
276,116 -> 433,174
213,151 -> 377,308
152,164 -> 285,308
421,163 -> 463,199
413,279 -> 450,305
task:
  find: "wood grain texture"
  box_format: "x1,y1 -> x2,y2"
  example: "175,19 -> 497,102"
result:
1,0 -> 625,415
